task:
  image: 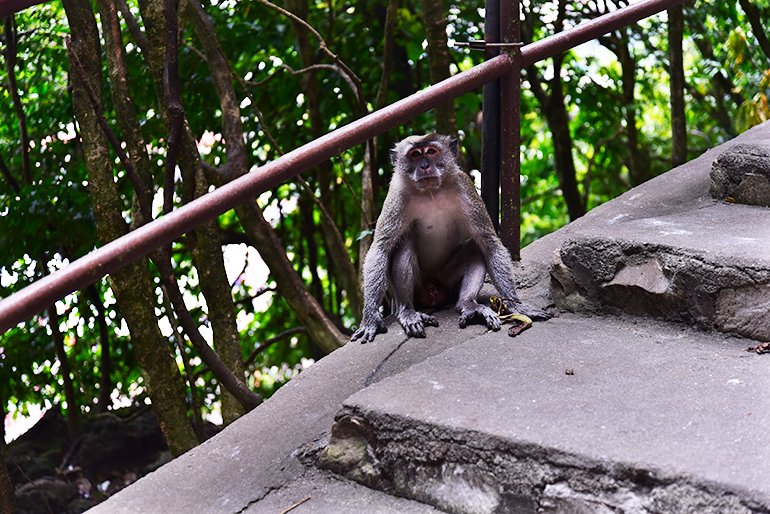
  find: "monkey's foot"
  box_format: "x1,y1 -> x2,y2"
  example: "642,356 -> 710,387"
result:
511,302 -> 552,321
397,309 -> 439,338
351,315 -> 388,344
457,301 -> 501,331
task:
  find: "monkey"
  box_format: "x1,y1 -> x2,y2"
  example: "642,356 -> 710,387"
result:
350,133 -> 551,343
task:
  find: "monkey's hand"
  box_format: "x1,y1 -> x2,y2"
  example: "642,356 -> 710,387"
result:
351,314 -> 388,344
457,300 -> 501,331
397,309 -> 439,338
509,302 -> 552,321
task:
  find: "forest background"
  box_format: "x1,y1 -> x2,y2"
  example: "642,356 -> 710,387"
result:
0,0 -> 768,472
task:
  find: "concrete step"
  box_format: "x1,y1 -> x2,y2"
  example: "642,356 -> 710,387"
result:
320,314 -> 770,514
246,468 -> 442,513
551,200 -> 770,341
527,121 -> 770,341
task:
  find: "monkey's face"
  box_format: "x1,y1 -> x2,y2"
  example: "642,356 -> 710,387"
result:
404,142 -> 446,190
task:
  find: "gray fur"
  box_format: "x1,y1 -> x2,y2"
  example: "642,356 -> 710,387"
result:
351,134 -> 550,343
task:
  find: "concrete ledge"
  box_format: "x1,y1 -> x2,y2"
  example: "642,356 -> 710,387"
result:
551,210 -> 770,339
323,314 -> 770,514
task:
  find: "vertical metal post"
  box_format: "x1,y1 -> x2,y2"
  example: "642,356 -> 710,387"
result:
482,0 -> 501,231
499,0 -> 521,259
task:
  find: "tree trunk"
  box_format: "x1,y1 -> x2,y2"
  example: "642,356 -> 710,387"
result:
739,0 -> 770,62
419,0 -> 457,136
545,73 -> 586,220
0,390 -> 14,514
616,32 -> 651,186
129,0 -> 262,414
87,285 -> 113,412
187,0 -> 347,352
525,59 -> 586,221
285,0 -> 363,318
190,170 -> 246,425
359,0 -> 401,275
63,0 -> 198,456
669,5 -> 687,167
48,304 -> 79,437
0,447 -> 13,514
3,17 -> 31,184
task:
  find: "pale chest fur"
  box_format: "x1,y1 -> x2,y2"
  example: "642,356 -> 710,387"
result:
403,186 -> 470,270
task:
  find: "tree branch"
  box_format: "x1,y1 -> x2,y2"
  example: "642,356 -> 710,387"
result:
3,17 -> 31,184
244,327 -> 306,367
374,0 -> 399,110
162,0 -> 183,215
0,153 -> 20,193
68,38 -> 263,412
255,0 -> 364,109
114,0 -> 150,55
739,0 -> 770,63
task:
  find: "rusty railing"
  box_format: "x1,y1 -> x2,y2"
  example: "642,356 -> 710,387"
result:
0,0 -> 686,332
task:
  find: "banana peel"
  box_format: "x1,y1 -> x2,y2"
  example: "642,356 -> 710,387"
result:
490,295 -> 533,337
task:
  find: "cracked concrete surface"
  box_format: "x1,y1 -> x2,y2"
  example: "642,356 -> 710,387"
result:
323,314 -> 770,514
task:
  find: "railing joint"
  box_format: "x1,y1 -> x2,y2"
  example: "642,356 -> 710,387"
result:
455,40 -> 523,52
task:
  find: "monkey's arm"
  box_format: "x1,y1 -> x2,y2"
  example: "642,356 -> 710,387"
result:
482,237 -> 551,320
350,238 -> 391,343
460,175 -> 551,321
350,195 -> 406,343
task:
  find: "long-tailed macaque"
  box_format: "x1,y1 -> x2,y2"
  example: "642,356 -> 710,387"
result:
351,134 -> 550,343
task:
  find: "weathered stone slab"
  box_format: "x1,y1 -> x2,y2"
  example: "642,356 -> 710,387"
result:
548,193 -> 770,341
711,142 -> 770,206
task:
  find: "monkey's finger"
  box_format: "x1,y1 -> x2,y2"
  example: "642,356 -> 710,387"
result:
421,314 -> 439,327
485,314 -> 502,331
404,323 -> 426,338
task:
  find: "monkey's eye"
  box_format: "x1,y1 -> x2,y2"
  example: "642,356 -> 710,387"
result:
407,149 -> 422,159
425,147 -> 439,156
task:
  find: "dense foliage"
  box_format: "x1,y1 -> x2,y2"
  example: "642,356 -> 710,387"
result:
1,0 -> 768,451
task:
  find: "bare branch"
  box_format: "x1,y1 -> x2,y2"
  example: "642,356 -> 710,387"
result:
114,0 -> 150,55
66,38 -> 154,221
163,0 -> 183,215
0,153 -> 20,193
255,0 -> 366,110
244,327 -> 307,367
3,17 -> 31,184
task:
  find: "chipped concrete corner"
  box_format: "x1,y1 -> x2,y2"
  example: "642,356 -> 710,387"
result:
711,142 -> 770,207
551,236 -> 770,341
317,415 -> 381,488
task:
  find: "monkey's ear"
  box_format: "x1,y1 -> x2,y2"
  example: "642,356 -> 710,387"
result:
389,148 -> 398,165
449,138 -> 459,159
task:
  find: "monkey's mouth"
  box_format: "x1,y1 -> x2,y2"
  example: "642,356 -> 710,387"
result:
415,170 -> 442,189
416,176 -> 441,189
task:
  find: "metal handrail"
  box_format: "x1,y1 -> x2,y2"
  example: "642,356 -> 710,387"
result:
0,0 -> 685,333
